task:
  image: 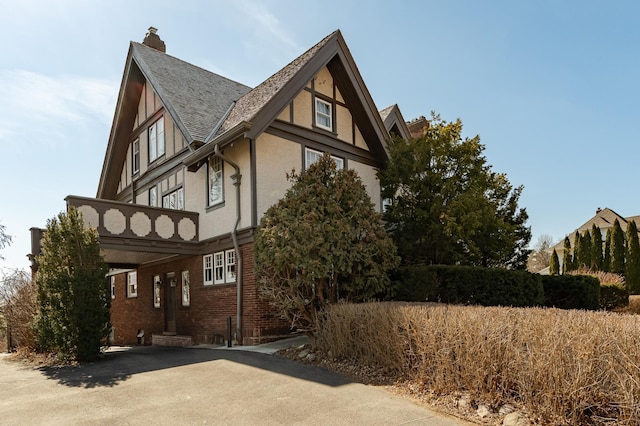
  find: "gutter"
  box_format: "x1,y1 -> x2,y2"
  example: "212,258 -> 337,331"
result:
213,144 -> 243,345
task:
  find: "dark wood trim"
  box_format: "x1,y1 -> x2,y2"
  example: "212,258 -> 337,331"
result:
265,121 -> 381,167
289,101 -> 294,124
250,138 -> 258,228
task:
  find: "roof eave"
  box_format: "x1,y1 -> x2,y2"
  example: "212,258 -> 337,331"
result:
183,121 -> 252,171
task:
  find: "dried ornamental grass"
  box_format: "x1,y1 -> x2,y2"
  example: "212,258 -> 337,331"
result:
317,302 -> 640,424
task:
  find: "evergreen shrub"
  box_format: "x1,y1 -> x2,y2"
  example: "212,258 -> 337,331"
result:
393,265 -> 544,307
541,275 -> 600,310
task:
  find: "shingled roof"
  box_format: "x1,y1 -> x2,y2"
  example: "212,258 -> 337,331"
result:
132,42 -> 251,143
216,31 -> 337,137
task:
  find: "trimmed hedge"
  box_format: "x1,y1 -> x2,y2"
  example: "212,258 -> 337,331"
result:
392,265 -> 544,307
541,275 -> 600,310
599,284 -> 629,310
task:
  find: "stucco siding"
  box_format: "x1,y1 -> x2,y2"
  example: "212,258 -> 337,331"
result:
195,138 -> 252,240
349,161 -> 382,213
255,133 -> 300,220
313,66 -> 333,97
292,90 -> 312,129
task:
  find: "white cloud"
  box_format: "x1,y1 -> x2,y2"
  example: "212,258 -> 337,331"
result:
0,70 -> 117,149
234,0 -> 303,62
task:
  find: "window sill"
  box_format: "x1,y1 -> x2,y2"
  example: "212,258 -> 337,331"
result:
311,124 -> 338,137
206,201 -> 225,212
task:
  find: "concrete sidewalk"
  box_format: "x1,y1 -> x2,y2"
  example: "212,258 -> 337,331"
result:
0,343 -> 471,425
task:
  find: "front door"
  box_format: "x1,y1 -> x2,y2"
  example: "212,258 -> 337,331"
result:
164,272 -> 176,334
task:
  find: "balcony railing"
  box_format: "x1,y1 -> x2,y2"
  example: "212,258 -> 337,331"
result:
66,195 -> 199,244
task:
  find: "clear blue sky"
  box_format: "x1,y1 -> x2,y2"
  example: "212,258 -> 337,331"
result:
2,0 -> 640,271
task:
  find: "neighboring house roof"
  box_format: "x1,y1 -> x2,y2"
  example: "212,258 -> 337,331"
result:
379,104 -> 411,140
549,207 -> 639,254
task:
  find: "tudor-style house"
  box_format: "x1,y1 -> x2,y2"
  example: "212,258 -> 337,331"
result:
30,28 -> 410,346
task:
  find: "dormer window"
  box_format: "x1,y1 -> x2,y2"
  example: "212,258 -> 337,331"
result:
148,117 -> 165,163
315,98 -> 332,131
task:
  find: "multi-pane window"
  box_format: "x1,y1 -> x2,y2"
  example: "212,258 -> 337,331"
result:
132,139 -> 140,175
148,117 -> 165,163
181,271 -> 190,306
214,252 -> 225,284
162,188 -> 184,210
203,255 -> 213,285
127,271 -> 138,298
315,98 -> 332,131
149,186 -> 158,207
110,276 -> 116,299
305,148 -> 343,170
225,249 -> 236,283
208,156 -> 223,206
153,275 -> 161,308
205,251 -> 237,285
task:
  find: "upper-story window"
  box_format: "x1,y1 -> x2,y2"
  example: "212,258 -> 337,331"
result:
132,139 -> 140,175
162,187 -> 184,210
315,98 -> 332,131
149,186 -> 158,207
148,117 -> 165,163
208,156 -> 223,206
305,148 -> 344,170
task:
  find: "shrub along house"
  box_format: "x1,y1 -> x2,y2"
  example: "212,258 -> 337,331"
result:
29,28 -> 410,346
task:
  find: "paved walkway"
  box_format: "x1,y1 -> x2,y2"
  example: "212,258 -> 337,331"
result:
0,340 -> 471,425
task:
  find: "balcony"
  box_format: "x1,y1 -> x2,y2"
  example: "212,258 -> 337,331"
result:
64,195 -> 200,267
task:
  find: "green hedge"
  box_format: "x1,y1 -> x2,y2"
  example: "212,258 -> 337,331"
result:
392,265 -> 544,307
541,275 -> 600,310
599,283 -> 629,310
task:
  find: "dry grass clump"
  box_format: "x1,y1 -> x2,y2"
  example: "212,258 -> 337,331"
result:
317,302 -> 640,424
569,268 -> 625,286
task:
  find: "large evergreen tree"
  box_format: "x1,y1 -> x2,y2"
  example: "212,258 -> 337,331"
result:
255,154 -> 399,333
378,113 -> 530,268
562,236 -> 573,274
35,207 -> 110,361
625,220 -> 640,294
603,228 -> 612,272
549,249 -> 560,275
610,219 -> 625,274
572,231 -> 581,271
591,224 -> 603,270
578,229 -> 592,270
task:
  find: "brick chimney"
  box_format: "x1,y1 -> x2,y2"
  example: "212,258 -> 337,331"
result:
407,116 -> 429,138
143,27 -> 166,52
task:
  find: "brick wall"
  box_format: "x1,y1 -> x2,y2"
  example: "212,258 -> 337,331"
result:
109,242 -> 289,346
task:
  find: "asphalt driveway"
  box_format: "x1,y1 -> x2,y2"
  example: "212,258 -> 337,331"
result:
0,345 -> 469,425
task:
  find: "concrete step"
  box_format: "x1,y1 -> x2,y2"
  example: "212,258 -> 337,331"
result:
152,334 -> 193,347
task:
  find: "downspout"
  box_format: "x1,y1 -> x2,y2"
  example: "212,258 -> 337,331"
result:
213,144 -> 243,345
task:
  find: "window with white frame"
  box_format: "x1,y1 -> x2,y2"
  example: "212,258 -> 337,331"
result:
181,271 -> 190,306
305,148 -> 344,170
149,186 -> 158,207
148,117 -> 165,163
162,187 -> 184,210
204,250 -> 237,285
208,156 -> 223,206
127,271 -> 138,298
214,251 -> 225,284
153,275 -> 161,308
203,255 -> 213,285
315,98 -> 332,131
225,249 -> 236,283
132,139 -> 140,175
110,276 -> 116,299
